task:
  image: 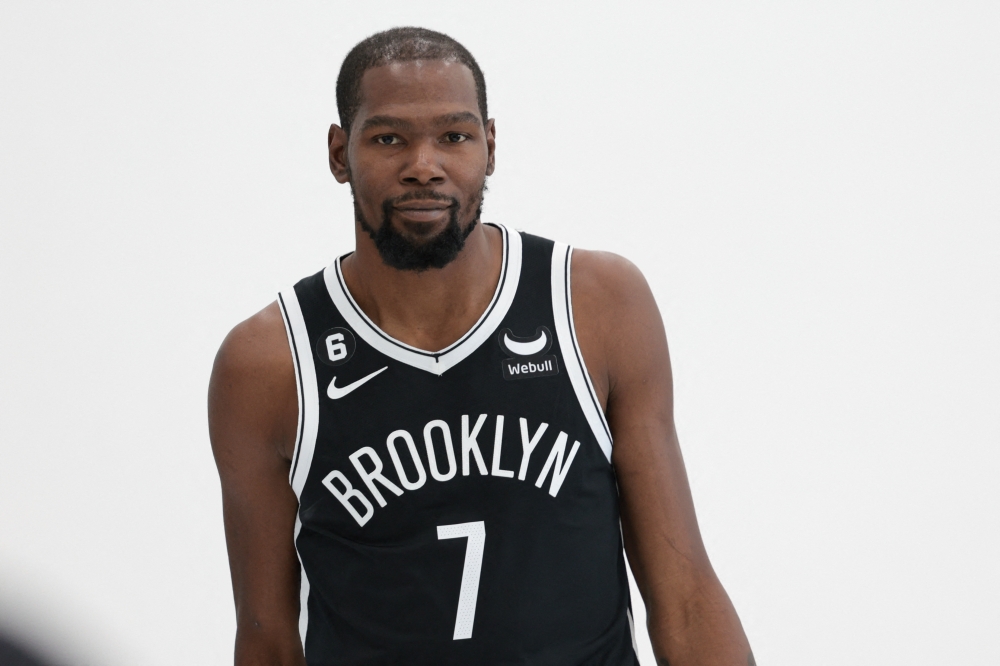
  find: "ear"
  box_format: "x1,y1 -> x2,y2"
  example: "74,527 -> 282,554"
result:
328,124 -> 350,183
485,118 -> 496,176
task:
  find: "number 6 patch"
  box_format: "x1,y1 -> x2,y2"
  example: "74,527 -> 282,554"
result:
317,327 -> 356,367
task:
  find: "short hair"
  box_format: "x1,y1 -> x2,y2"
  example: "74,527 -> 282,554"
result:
336,27 -> 488,135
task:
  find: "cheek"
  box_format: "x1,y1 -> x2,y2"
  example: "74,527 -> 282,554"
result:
349,142 -> 392,184
349,160 -> 388,203
451,153 -> 488,189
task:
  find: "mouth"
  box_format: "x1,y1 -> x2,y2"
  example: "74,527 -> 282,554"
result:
393,200 -> 454,223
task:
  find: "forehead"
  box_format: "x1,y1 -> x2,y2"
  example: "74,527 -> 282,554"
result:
356,60 -> 480,123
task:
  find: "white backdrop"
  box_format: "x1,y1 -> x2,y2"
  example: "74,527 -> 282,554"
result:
1,2 -> 997,665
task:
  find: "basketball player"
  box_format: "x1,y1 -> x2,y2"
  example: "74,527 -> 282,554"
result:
209,27 -> 753,666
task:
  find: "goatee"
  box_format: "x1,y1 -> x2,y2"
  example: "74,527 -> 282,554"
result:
354,186 -> 484,272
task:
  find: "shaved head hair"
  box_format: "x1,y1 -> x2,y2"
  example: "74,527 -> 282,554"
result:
335,27 -> 488,135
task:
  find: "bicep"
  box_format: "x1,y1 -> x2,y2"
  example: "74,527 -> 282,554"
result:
572,252 -> 715,605
608,277 -> 713,591
208,303 -> 304,663
609,299 -> 750,666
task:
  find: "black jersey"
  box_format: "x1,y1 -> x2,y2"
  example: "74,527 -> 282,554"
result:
278,224 -> 639,665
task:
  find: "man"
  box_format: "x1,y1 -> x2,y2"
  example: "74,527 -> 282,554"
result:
209,27 -> 753,665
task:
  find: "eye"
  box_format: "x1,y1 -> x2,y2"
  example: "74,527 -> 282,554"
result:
376,135 -> 401,146
445,133 -> 468,143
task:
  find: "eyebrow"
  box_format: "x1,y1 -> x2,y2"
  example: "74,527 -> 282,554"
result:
360,115 -> 411,132
359,111 -> 483,133
432,111 -> 482,127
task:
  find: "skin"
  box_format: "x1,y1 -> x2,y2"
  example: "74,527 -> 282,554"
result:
209,58 -> 752,665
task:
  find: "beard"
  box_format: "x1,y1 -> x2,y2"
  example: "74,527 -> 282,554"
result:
353,184 -> 485,272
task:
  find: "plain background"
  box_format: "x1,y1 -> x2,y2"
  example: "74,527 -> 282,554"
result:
1,2 -> 997,664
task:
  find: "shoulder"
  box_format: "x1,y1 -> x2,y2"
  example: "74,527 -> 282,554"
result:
570,249 -> 653,312
209,301 -> 298,463
214,301 -> 291,376
569,249 -> 667,406
570,248 -> 661,347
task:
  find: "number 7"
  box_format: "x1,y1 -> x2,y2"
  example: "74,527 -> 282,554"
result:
437,521 -> 486,640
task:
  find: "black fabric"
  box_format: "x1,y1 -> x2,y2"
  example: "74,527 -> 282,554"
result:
0,636 -> 54,666
292,231 -> 638,665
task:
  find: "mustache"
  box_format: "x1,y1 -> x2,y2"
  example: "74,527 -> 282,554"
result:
388,190 -> 460,208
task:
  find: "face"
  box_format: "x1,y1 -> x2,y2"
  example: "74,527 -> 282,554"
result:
329,60 -> 496,271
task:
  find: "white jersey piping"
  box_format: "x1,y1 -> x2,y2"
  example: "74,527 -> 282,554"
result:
626,607 -> 639,657
277,288 -> 318,649
322,222 -> 523,376
278,289 -> 320,497
293,513 -> 311,650
550,243 -> 614,462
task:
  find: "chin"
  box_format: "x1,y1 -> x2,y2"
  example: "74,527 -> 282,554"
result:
396,219 -> 443,239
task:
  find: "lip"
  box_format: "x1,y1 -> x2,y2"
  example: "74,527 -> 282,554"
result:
393,200 -> 453,223
394,200 -> 452,211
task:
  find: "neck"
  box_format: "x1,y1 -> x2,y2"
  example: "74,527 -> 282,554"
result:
340,221 -> 503,352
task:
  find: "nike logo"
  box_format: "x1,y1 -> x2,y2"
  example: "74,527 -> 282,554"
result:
502,330 -> 549,357
327,366 -> 388,400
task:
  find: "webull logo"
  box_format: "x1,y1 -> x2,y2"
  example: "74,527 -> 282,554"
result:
499,327 -> 559,380
502,356 -> 559,380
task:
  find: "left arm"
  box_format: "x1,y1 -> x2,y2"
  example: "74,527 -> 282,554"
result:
572,250 -> 753,666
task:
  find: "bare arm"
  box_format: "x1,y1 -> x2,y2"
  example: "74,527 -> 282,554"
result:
208,302 -> 306,666
572,251 -> 753,666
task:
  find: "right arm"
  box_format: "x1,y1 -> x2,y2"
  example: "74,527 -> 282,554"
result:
208,302 -> 306,666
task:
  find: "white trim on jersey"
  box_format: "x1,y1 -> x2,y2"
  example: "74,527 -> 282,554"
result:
550,243 -> 614,462
293,513 -> 311,650
626,607 -> 639,656
278,289 -> 319,651
278,289 -> 320,497
322,222 -> 523,376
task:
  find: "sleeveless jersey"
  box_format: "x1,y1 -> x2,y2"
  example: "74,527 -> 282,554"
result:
278,224 -> 639,665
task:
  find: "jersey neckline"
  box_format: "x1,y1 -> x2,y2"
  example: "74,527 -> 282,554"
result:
323,222 -> 523,376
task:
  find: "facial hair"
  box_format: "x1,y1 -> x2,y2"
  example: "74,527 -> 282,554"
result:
354,185 -> 485,272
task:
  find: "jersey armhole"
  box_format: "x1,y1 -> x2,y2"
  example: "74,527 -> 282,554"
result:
277,288 -> 320,497
550,243 -> 614,462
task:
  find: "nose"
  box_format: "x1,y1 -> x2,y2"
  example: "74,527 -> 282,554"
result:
399,141 -> 446,186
